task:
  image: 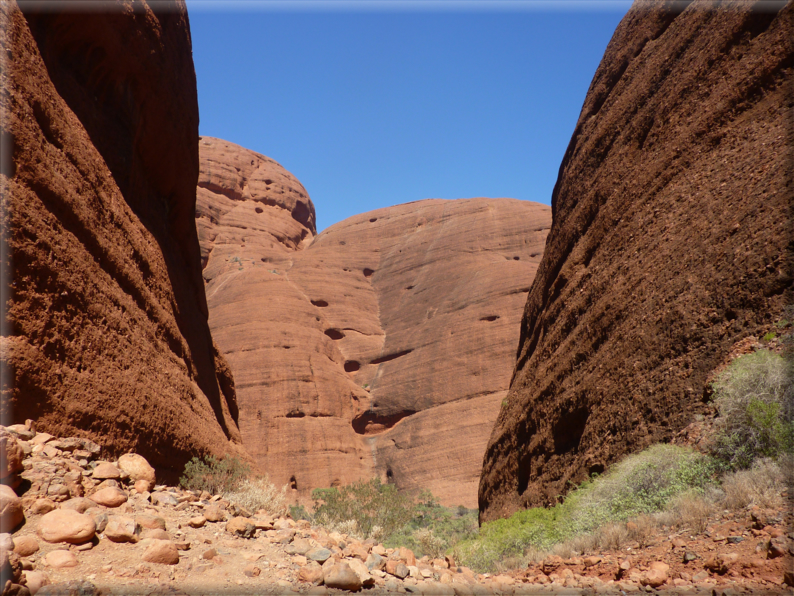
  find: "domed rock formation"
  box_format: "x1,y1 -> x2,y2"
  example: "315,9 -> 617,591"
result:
479,0 -> 793,522
197,137 -> 551,506
0,1 -> 244,474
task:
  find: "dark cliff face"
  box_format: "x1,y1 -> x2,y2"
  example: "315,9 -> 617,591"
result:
479,0 -> 793,522
1,0 -> 244,473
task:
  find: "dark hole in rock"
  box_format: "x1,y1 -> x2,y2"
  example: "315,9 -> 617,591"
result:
363,268 -> 374,278
311,299 -> 329,307
344,361 -> 360,373
386,467 -> 394,480
283,345 -> 291,349
406,285 -> 414,290
589,463 -> 605,476
325,329 -> 345,340
370,218 -> 377,223
285,411 -> 305,418
289,476 -> 298,490
513,256 -> 520,260
255,207 -> 263,214
552,406 -> 589,453
264,179 -> 273,185
370,349 -> 413,365
481,315 -> 500,322
352,410 -> 416,435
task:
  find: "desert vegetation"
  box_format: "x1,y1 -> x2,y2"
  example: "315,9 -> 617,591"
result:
174,344 -> 791,575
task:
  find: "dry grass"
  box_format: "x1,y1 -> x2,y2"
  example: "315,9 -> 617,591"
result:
719,457 -> 787,510
224,476 -> 288,517
626,514 -> 655,547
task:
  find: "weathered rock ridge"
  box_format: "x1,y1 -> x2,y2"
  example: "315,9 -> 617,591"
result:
0,1 -> 244,475
479,0 -> 793,521
197,137 -> 551,507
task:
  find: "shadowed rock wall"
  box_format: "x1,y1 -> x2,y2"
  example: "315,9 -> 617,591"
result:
479,0 -> 793,522
0,1 -> 244,475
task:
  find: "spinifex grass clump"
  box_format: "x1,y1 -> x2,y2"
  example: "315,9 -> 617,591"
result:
709,349 -> 794,470
454,444 -> 718,572
312,477 -> 415,539
179,455 -> 251,495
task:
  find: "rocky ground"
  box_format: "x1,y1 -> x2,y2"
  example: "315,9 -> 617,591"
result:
1,422 -> 792,595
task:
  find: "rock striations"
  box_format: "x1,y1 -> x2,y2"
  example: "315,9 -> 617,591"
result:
197,138 -> 551,507
479,1 -> 793,521
0,1 -> 244,475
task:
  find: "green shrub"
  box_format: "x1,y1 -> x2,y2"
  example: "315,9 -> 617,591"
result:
179,455 -> 251,495
453,445 -> 717,572
710,350 -> 794,469
312,478 -> 414,540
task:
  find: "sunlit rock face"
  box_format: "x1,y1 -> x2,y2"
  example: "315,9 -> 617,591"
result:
197,137 -> 551,507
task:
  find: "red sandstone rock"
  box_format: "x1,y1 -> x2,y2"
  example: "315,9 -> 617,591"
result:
0,485 -> 23,532
88,487 -> 127,508
197,138 -> 550,506
141,539 -> 180,565
0,0 -> 244,476
117,454 -> 156,487
479,0 -> 794,521
36,509 -> 95,544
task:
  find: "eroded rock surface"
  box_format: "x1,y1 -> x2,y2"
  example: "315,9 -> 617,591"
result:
197,138 -> 551,506
0,0 -> 243,475
479,0 -> 794,521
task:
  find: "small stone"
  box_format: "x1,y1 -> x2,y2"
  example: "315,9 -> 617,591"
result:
117,454 -> 156,486
584,555 -> 602,567
84,507 -> 108,533
61,497 -> 94,514
683,551 -> 698,563
243,564 -> 261,577
13,535 -> 39,556
104,516 -> 139,543
348,557 -> 376,587
141,528 -> 169,541
366,552 -> 385,571
399,546 -> 417,566
386,559 -> 410,579
149,492 -> 179,507
325,561 -> 363,591
141,539 -> 180,565
300,561 -> 324,584
89,487 -> 127,508
37,509 -> 96,544
692,570 -> 710,582
726,535 -> 743,544
767,536 -> 787,558
94,479 -> 120,491
30,499 -> 57,515
91,462 -> 121,480
188,516 -> 206,528
23,569 -> 50,595
135,514 -> 166,530
44,550 -> 79,568
203,504 -> 225,522
31,433 -> 54,446
202,548 -> 217,560
671,538 -> 687,548
307,547 -> 332,563
133,479 -> 152,493
0,434 -> 25,479
0,484 -> 24,531
226,516 -> 256,538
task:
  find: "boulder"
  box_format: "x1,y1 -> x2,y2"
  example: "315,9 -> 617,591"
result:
36,509 -> 96,544
103,516 -> 139,543
13,535 -> 39,556
299,561 -> 324,585
135,514 -> 166,531
188,516 -> 206,528
324,561 -> 362,591
43,550 -> 79,568
84,508 -> 108,534
203,505 -> 225,522
141,540 -> 180,565
29,499 -> 56,516
117,454 -> 156,486
89,487 -> 127,508
226,516 -> 256,538
0,434 -> 24,480
23,570 -> 50,595
60,498 -> 94,514
307,547 -> 332,563
91,463 -> 120,480
347,557 -> 376,587
0,485 -> 24,532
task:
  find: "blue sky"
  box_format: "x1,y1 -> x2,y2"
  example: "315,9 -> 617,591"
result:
187,3 -> 630,231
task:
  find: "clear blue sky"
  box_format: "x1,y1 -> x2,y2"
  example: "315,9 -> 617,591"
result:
187,3 -> 630,232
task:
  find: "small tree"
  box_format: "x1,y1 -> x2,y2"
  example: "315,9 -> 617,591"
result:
179,455 -> 251,495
